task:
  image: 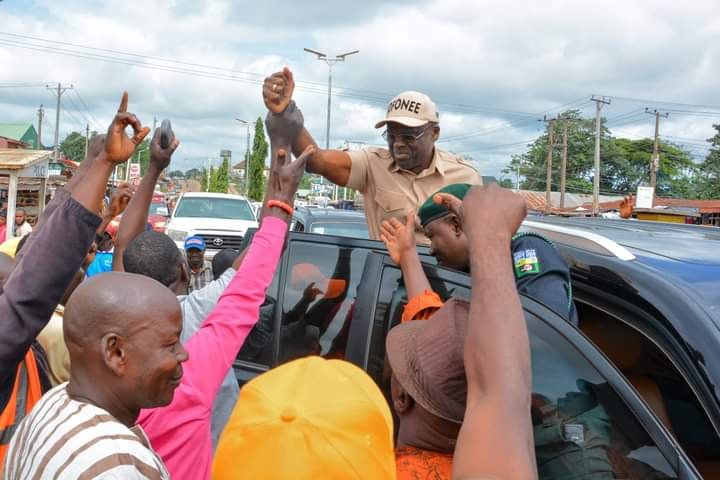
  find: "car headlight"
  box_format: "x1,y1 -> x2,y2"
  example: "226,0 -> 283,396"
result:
167,229 -> 188,242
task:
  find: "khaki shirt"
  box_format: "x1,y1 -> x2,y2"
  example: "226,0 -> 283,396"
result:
347,147 -> 481,245
37,305 -> 70,386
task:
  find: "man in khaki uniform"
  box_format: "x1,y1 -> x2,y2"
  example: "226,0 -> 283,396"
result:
263,68 -> 481,245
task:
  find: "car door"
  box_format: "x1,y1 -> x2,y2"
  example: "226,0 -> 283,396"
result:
231,231 -> 432,385
349,251 -> 700,480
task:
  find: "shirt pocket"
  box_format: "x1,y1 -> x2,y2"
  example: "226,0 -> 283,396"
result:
374,188 -> 408,223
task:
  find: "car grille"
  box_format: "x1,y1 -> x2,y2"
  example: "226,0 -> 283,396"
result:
196,234 -> 244,250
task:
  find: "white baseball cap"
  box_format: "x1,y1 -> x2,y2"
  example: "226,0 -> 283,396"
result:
375,91 -> 440,129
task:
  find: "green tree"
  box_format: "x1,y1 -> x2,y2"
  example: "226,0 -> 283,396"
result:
503,110 -> 698,198
135,139 -> 151,176
185,168 -> 202,179
248,117 -> 268,201
503,110 -> 608,194
498,178 -> 514,189
698,124 -> 720,198
168,170 -> 184,178
611,138 -> 696,198
211,155 -> 230,193
60,132 -> 87,162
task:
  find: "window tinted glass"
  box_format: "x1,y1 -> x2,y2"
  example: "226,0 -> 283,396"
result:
309,222 -> 369,239
368,263 -> 678,479
579,304 -> 720,477
277,242 -> 370,364
149,202 -> 167,215
175,197 -> 255,220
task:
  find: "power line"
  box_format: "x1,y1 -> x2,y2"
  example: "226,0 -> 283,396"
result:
72,89 -> 102,130
0,32 -> 552,117
596,94 -> 720,111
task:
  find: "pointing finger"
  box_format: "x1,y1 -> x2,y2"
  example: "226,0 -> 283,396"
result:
118,91 -> 128,113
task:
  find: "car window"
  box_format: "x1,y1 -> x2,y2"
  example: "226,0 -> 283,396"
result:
366,261 -> 680,479
309,222 -> 369,239
174,197 -> 255,220
276,242 -> 368,364
578,303 -> 720,478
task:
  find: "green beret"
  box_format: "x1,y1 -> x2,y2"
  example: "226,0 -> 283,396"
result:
418,183 -> 472,227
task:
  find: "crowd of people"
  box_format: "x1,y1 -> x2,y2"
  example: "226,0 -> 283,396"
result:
0,66 -> 588,480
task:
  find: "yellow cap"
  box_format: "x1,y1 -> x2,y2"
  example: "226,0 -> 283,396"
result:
213,356 -> 397,480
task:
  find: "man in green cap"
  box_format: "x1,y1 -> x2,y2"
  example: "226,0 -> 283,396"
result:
381,183 -> 578,324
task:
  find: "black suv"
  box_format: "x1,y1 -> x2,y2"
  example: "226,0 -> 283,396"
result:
290,206 -> 368,239
233,218 -> 720,479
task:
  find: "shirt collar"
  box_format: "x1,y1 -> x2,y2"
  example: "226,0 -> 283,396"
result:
191,261 -> 211,275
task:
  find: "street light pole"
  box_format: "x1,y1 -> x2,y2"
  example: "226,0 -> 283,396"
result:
235,118 -> 253,197
304,48 -> 359,201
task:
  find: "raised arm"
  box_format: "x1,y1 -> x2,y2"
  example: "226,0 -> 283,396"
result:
438,186 -> 537,480
113,123 -> 179,271
170,141 -> 312,406
263,67 -> 352,186
381,211 -> 432,299
0,92 -> 147,386
96,183 -> 134,236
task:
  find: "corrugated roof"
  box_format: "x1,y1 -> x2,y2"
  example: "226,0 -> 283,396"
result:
0,149 -> 53,170
0,124 -> 34,141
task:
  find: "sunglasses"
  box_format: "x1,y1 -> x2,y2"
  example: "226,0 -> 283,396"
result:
381,125 -> 433,145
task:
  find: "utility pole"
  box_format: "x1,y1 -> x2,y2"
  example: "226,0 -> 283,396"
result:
543,115 -> 557,215
591,96 -> 611,216
645,108 -> 669,192
84,123 -> 90,159
46,83 -> 73,161
236,119 -> 253,197
37,105 -> 44,149
304,48 -> 359,201
560,120 -> 568,209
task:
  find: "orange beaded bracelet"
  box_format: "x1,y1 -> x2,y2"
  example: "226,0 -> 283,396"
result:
267,199 -> 293,216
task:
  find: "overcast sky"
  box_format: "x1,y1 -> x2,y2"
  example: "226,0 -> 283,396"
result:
1,0 -> 719,187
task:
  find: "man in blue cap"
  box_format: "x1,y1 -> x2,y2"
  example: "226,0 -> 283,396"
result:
185,235 -> 212,292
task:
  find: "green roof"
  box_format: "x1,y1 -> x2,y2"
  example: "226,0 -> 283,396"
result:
0,124 -> 35,142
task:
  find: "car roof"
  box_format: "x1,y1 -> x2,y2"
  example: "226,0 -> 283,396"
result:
294,207 -> 366,222
533,217 -> 720,266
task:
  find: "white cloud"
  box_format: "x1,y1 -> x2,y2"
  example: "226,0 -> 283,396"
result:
0,0 -> 718,177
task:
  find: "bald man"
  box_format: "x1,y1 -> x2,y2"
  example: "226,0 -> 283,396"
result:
3,273 -> 185,479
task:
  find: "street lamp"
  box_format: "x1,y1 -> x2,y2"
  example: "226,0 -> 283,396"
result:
235,118 -> 253,197
304,47 -> 359,200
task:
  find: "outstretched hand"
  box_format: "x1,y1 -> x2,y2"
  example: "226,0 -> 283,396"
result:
105,183 -> 135,218
380,211 -> 417,266
149,122 -> 180,171
263,67 -> 295,114
105,92 -> 151,164
435,184 -> 526,244
303,282 -> 323,301
619,195 -> 634,219
266,145 -> 314,205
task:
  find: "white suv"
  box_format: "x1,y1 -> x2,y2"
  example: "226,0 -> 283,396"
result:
165,192 -> 258,257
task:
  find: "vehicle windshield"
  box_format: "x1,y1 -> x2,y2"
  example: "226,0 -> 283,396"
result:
309,222 -> 369,239
149,202 -> 168,216
174,197 -> 255,221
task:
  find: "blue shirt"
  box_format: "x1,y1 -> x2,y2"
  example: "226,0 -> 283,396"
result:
86,251 -> 113,277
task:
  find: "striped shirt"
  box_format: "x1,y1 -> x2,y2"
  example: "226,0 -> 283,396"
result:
2,384 -> 169,479
188,260 -> 213,293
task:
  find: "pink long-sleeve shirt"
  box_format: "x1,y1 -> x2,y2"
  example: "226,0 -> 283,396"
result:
138,216 -> 287,480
